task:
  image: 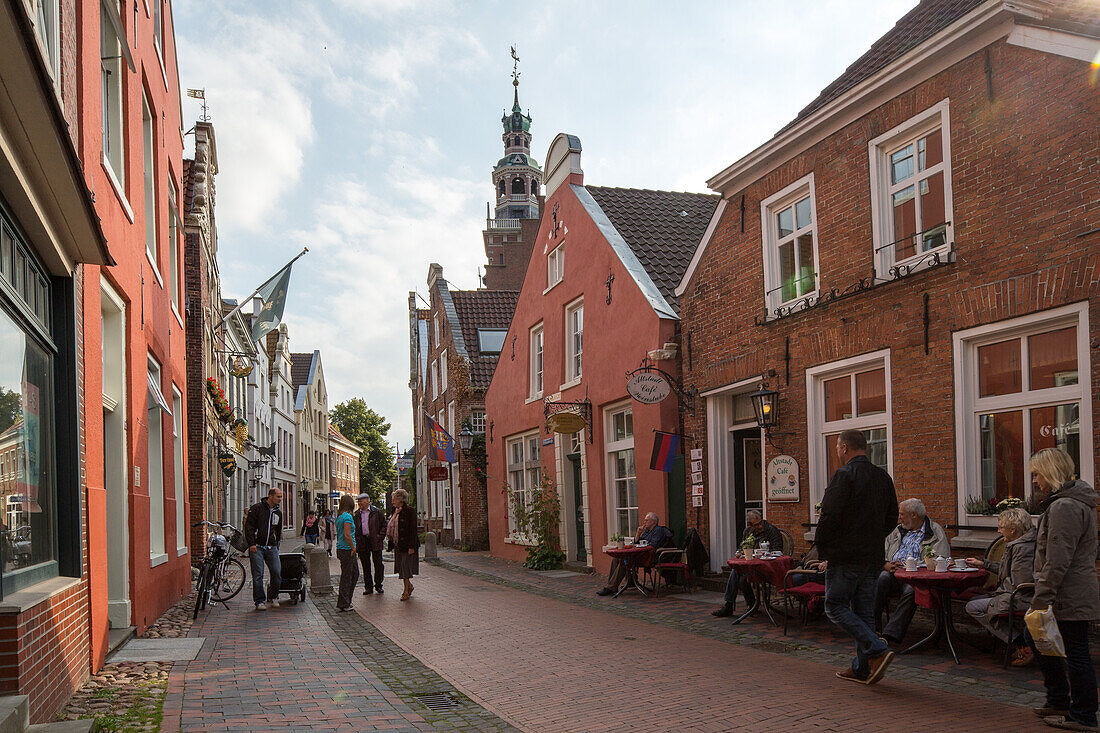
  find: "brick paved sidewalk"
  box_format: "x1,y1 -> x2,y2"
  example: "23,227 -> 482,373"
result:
430,549 -> 1056,708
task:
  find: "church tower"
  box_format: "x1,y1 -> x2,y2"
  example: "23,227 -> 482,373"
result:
483,48 -> 543,291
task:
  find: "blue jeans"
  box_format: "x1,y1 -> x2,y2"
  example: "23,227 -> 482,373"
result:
1028,619 -> 1098,726
723,570 -> 755,606
825,562 -> 889,678
304,533 -> 319,546
250,545 -> 281,604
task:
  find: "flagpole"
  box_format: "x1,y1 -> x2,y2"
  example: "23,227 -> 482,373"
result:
215,246 -> 309,332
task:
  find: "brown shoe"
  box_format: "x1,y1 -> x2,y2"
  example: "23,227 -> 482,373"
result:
1012,647 -> 1036,667
865,650 -> 896,685
1035,708 -> 1073,719
835,669 -> 867,684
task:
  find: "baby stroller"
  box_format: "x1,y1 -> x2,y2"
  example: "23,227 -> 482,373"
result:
278,552 -> 308,604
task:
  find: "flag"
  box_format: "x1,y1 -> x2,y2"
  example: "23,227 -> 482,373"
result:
250,262 -> 294,343
426,414 -> 455,463
650,431 -> 680,473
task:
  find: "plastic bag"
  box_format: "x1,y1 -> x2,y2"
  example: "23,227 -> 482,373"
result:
1025,607 -> 1066,657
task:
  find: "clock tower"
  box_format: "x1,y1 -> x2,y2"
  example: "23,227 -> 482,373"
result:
483,48 -> 543,290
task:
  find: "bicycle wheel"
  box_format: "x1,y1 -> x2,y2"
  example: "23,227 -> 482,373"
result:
211,557 -> 246,602
192,563 -> 210,619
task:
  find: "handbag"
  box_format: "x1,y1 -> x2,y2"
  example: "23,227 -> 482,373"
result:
1025,606 -> 1066,657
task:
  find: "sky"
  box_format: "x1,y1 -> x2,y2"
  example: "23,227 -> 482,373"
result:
173,0 -> 920,449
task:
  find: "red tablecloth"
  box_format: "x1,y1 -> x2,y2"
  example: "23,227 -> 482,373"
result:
727,555 -> 793,587
606,545 -> 655,566
893,568 -> 988,608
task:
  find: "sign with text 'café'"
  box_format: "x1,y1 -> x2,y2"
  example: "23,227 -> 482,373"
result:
627,372 -> 671,404
766,455 -> 800,502
428,466 -> 449,482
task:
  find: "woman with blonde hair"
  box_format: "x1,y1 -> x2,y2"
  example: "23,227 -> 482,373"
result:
964,506 -> 1036,665
387,489 -> 420,601
1026,447 -> 1098,731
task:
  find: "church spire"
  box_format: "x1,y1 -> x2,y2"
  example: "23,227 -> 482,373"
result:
492,45 -> 541,221
511,45 -> 521,111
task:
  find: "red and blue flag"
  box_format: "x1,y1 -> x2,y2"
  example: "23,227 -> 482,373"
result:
650,431 -> 680,473
426,414 -> 455,463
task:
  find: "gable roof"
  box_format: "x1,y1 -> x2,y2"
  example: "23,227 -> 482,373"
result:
585,187 -> 719,314
781,0 -> 986,134
290,352 -> 314,389
450,289 -> 520,391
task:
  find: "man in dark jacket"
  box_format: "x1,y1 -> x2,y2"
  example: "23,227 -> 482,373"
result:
353,493 -> 386,594
712,511 -> 785,617
244,487 -> 284,610
816,429 -> 898,685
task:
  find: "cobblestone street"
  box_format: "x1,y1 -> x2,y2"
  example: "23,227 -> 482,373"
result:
157,546 -> 1068,732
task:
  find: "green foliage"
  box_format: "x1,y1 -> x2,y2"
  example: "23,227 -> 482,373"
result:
0,386 -> 20,434
330,398 -> 397,504
740,534 -> 756,550
509,471 -> 565,570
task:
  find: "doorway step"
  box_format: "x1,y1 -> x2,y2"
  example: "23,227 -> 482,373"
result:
0,696 -> 93,732
563,561 -> 594,575
105,626 -> 135,658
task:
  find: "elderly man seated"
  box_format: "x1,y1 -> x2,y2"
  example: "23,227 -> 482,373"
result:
712,510 -> 785,617
596,512 -> 673,596
964,507 -> 1036,666
874,498 -> 950,643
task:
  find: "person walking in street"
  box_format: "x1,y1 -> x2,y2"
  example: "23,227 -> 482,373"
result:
335,494 -> 358,612
244,487 -> 284,611
324,509 -> 336,556
302,509 -> 320,547
1026,448 -> 1099,732
354,493 -> 386,594
387,489 -> 419,601
816,429 -> 898,685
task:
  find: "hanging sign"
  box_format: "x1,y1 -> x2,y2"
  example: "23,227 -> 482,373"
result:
218,451 -> 237,478
428,466 -> 449,482
766,455 -> 800,502
626,372 -> 671,404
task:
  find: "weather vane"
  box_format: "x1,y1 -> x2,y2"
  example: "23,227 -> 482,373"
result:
510,45 -> 520,89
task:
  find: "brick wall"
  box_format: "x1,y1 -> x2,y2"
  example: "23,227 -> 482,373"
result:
484,216 -> 541,291
679,40 -> 1100,558
184,227 -> 212,553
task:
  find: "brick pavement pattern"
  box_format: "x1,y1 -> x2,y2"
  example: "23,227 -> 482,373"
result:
352,553 -> 1047,733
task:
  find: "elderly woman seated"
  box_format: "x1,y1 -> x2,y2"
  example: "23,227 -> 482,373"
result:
963,506 -> 1037,666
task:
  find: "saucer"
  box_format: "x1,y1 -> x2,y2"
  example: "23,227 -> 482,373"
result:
949,567 -> 979,573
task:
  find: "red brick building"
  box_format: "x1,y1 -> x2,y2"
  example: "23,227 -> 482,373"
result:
329,425 -> 361,498
675,0 -> 1100,569
485,134 -> 717,573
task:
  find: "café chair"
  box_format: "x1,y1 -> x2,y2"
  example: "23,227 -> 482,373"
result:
650,546 -> 694,597
996,581 -> 1035,669
778,562 -> 826,636
778,528 -> 795,557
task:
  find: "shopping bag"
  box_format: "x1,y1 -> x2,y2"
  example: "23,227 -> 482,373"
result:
1025,607 -> 1066,657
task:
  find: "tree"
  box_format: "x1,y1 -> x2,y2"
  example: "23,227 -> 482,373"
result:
329,398 -> 396,504
0,387 -> 20,434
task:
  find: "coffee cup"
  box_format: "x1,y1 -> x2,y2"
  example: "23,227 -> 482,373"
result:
955,558 -> 969,570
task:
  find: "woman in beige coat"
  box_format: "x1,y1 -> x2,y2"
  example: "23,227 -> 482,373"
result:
1027,448 -> 1099,732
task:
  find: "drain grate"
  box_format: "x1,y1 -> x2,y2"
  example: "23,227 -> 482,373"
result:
414,693 -> 462,712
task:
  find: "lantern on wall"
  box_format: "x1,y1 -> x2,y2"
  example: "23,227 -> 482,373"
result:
747,382 -> 780,435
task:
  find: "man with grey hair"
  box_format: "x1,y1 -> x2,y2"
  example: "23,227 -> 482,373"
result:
596,512 -> 673,597
712,510 -> 785,617
874,497 -> 951,644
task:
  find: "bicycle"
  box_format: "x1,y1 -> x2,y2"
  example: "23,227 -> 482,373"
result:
191,520 -> 248,618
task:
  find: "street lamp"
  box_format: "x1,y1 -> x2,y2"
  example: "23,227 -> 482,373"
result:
458,426 -> 474,453
747,382 -> 780,435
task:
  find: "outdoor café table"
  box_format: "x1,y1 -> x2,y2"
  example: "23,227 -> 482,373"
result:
726,555 -> 794,626
605,545 -> 656,598
892,566 -> 989,664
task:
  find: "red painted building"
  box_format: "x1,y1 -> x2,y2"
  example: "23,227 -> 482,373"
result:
79,0 -> 191,653
485,134 -> 717,573
675,0 -> 1100,569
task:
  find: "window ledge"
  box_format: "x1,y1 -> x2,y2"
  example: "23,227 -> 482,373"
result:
150,552 -> 169,568
146,249 -> 164,287
505,536 -> 537,547
525,394 -> 543,405
177,546 -> 189,557
0,576 -> 82,614
559,377 -> 582,392
543,279 -> 562,295
951,533 -> 997,551
102,157 -> 134,223
172,305 -> 184,329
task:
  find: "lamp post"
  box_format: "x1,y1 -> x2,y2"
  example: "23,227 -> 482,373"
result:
747,382 -> 780,444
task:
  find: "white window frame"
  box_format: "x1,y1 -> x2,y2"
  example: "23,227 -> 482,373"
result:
470,409 -> 486,434
433,315 -> 440,346
868,99 -> 954,276
546,243 -> 564,292
952,302 -> 1092,526
565,298 -> 583,385
529,323 -> 543,399
605,402 -> 636,539
440,350 -> 448,393
30,0 -> 60,79
100,6 -> 126,191
172,387 -> 186,554
505,429 -> 540,538
168,177 -> 181,316
142,92 -> 159,275
430,359 -> 438,399
147,355 -> 166,563
805,349 -> 893,516
760,173 -> 819,313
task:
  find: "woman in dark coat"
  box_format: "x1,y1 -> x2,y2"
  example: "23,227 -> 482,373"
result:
387,488 -> 420,601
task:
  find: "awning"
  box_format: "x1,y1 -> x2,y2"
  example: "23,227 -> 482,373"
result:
147,372 -> 172,414
101,0 -> 136,72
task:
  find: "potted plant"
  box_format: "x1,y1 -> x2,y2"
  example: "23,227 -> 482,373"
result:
741,534 -> 756,559
924,543 -> 937,570
610,533 -> 625,550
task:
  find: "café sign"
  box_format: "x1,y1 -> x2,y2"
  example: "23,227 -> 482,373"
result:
627,372 -> 671,404
428,466 -> 449,482
766,455 -> 800,502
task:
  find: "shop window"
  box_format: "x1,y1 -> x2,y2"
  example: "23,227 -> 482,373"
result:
506,430 -> 540,534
